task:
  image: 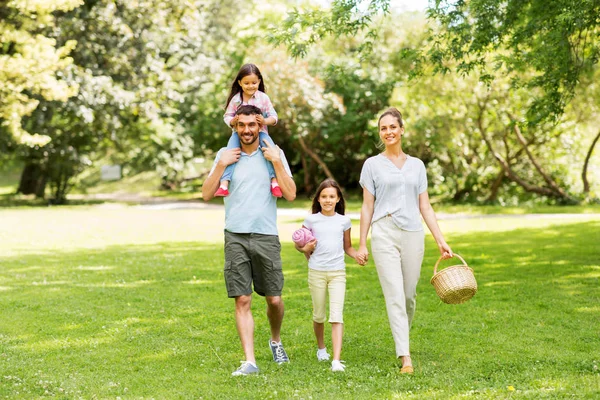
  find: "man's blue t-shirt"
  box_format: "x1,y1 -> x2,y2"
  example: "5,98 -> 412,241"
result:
211,147 -> 293,235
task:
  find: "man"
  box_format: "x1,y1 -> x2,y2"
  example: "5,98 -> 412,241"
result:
202,104 -> 296,376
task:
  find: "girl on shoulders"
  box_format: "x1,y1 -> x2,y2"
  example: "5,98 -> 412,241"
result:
216,63 -> 282,198
296,179 -> 364,372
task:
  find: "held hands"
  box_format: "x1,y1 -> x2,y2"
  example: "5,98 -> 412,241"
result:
218,148 -> 241,167
261,140 -> 281,163
355,255 -> 366,266
356,245 -> 369,266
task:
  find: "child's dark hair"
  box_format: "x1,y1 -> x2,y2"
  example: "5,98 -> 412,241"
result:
225,63 -> 266,109
311,179 -> 346,215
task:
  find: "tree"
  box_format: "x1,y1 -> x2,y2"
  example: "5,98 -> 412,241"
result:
270,0 -> 600,201
272,0 -> 600,122
427,0 -> 600,123
14,0 -> 237,203
268,0 -> 390,58
0,0 -> 82,146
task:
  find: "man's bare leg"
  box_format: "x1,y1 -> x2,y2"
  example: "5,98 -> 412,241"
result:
235,294 -> 255,363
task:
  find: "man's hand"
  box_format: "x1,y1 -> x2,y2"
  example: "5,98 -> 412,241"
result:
261,140 -> 281,163
218,148 -> 241,167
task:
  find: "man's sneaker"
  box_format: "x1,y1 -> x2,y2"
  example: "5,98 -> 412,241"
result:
231,361 -> 259,376
331,360 -> 346,372
269,340 -> 289,364
317,348 -> 330,361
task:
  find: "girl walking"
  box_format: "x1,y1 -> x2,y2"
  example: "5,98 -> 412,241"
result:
295,179 -> 364,372
216,63 -> 282,197
357,107 -> 453,374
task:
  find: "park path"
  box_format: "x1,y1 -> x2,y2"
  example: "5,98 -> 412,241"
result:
2,196 -> 598,255
76,192 -> 600,220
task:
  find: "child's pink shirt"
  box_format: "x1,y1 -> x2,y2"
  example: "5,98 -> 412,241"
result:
223,91 -> 278,133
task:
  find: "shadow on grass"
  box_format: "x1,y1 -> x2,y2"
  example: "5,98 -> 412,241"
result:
0,193 -> 105,207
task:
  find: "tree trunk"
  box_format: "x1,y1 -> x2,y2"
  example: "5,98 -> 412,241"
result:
300,153 -> 311,194
477,115 -> 560,198
512,122 -> 571,200
296,135 -> 336,182
17,163 -> 47,198
582,129 -> 600,193
486,170 -> 505,203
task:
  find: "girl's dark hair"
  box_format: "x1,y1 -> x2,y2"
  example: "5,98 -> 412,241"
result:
378,107 -> 404,128
311,179 -> 346,215
224,63 -> 266,109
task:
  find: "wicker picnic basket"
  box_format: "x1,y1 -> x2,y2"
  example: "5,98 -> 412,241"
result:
430,254 -> 477,304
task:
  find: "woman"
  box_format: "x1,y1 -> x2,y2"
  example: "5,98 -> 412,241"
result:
356,107 -> 453,374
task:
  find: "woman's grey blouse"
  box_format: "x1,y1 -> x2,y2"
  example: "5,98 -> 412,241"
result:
359,154 -> 428,231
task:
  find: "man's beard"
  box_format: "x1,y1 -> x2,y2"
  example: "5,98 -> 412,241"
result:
240,132 -> 258,145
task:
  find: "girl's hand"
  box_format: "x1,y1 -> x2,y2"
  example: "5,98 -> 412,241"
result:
438,241 -> 453,259
230,115 -> 239,128
302,239 -> 317,255
255,114 -> 265,126
356,245 -> 369,265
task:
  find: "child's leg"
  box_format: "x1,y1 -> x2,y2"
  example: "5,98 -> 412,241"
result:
259,132 -> 282,197
314,321 -> 326,350
328,270 -> 346,361
220,132 -> 240,185
259,132 -> 277,181
308,269 -> 328,350
331,323 -> 343,361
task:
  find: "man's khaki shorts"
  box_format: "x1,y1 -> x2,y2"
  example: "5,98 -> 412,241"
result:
224,231 -> 284,298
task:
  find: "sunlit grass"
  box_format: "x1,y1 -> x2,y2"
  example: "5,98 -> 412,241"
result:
0,207 -> 599,398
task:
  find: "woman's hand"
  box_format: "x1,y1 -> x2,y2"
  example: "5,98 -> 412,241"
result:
255,114 -> 265,126
438,241 -> 453,259
356,245 -> 369,265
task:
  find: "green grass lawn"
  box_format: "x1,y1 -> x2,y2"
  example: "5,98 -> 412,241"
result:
0,207 -> 599,399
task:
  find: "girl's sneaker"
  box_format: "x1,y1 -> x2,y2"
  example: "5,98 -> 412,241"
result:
215,187 -> 229,197
271,184 -> 283,197
316,348 -> 330,361
331,360 -> 345,372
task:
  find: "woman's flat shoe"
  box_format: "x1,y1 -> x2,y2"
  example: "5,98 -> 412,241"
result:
400,366 -> 414,374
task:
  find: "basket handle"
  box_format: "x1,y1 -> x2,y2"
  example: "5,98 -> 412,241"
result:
433,253 -> 468,275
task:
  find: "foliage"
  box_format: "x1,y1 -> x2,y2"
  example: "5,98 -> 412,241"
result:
1,0 -> 598,204
0,0 -> 82,146
428,0 -> 600,123
397,63 -> 584,203
0,207 -> 599,397
268,0 -> 390,58
11,0 -> 238,203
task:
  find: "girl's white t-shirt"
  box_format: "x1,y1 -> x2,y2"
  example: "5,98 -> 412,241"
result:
303,212 -> 352,271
